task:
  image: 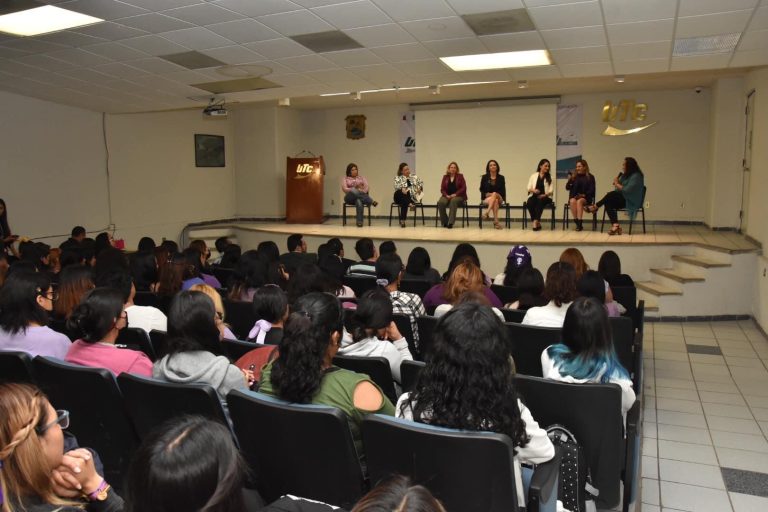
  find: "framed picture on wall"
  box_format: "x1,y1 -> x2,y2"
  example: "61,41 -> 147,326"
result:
194,134 -> 225,167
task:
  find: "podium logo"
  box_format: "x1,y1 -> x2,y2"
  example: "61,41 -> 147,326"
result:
601,99 -> 657,136
294,163 -> 316,179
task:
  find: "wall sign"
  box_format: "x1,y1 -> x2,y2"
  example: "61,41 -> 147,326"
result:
601,99 -> 657,136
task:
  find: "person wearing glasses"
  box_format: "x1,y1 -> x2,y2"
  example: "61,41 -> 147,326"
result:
0,382 -> 124,511
0,270 -> 71,359
65,288 -> 153,377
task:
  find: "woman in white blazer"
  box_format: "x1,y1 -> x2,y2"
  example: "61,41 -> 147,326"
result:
526,159 -> 554,231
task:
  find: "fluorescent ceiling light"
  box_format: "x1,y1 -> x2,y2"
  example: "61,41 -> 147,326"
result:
442,80 -> 509,87
441,50 -> 550,71
0,5 -> 103,36
320,86 -> 428,97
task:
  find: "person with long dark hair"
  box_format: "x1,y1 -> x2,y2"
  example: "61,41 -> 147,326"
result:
227,250 -> 267,302
352,475 -> 445,512
259,292 -> 394,457
54,265 -> 94,320
247,285 -> 289,345
597,250 -> 634,288
393,162 -> 424,228
376,253 -> 426,349
541,296 -> 635,417
526,159 -> 554,231
342,163 -> 378,228
480,159 -> 506,230
521,261 -> 577,327
493,245 -> 532,287
565,159 -> 596,231
505,267 -> 547,311
586,157 -> 645,235
397,303 -> 554,506
437,161 -> 467,229
0,198 -> 19,258
0,271 -> 70,359
402,247 -> 441,285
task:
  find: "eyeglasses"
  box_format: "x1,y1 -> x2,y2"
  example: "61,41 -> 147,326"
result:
38,290 -> 59,302
36,409 -> 69,435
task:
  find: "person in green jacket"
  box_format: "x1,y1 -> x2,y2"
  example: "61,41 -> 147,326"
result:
586,157 -> 645,235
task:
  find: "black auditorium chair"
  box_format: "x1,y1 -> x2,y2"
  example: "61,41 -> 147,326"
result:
332,355 -> 397,404
433,201 -> 470,228
342,275 -> 377,297
212,266 -> 235,288
501,308 -> 526,323
611,286 -> 637,321
133,290 -> 160,309
223,299 -> 256,340
505,323 -> 561,377
399,360 -> 425,394
33,356 -> 139,488
389,201 -> 425,227
392,312 -> 418,358
415,316 -> 439,361
562,201 -> 598,230
222,338 -> 270,361
399,279 -> 432,298
228,389 -> 366,509
117,373 -> 231,440
491,284 -> 519,305
514,375 -> 640,511
48,318 -> 78,341
523,201 -> 556,230
342,202 -> 372,226
609,316 -> 637,390
148,330 -> 169,358
0,351 -> 36,383
117,327 -> 156,361
362,414 -> 560,512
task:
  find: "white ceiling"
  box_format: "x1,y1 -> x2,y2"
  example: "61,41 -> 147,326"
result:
0,0 -> 765,113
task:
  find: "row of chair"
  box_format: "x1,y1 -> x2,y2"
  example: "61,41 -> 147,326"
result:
0,352 -> 638,512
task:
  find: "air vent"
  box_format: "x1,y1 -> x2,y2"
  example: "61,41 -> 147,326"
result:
159,51 -> 226,70
673,33 -> 740,56
290,30 -> 362,53
462,9 -> 535,36
191,77 -> 281,94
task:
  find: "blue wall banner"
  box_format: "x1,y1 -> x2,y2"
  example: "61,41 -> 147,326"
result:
400,111 -> 415,169
556,105 -> 582,179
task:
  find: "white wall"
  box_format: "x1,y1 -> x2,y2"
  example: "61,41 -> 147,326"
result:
233,107 -> 278,217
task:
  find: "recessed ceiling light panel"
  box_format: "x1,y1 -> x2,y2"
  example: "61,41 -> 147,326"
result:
440,50 -> 551,71
0,5 -> 103,36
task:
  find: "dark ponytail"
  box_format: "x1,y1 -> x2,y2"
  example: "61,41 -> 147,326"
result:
344,289 -> 392,343
67,288 -> 124,342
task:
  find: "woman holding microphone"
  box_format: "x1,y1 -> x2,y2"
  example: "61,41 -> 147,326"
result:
586,157 -> 644,236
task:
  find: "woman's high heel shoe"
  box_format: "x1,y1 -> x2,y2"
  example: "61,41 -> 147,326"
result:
608,225 -> 623,236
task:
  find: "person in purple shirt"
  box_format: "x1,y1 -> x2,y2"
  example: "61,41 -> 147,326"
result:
423,261 -> 502,309
0,270 -> 71,359
181,247 -> 215,290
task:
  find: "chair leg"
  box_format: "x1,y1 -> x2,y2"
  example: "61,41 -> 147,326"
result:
628,216 -> 633,235
343,204 -> 347,226
479,204 -> 483,229
563,204 -> 568,230
601,210 -> 606,232
388,203 -> 395,227
642,209 -> 646,234
522,203 -> 528,229
367,205 -> 371,226
551,206 -> 556,230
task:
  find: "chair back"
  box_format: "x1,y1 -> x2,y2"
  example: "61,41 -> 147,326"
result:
514,375 -> 624,508
117,327 -> 156,361
490,284 -> 519,304
227,390 -> 365,508
222,338 -> 260,361
611,286 -> 637,317
415,316 -> 439,361
362,415 -> 522,512
212,266 -> 235,288
223,299 -> 256,340
392,312 -> 418,358
48,318 -> 78,341
608,316 -> 635,385
117,373 -> 230,440
0,351 -> 35,383
501,308 -> 526,323
400,359 -> 425,394
342,275 -> 377,297
505,323 -> 562,377
148,330 -> 169,358
399,279 -> 432,298
332,355 -> 397,403
33,356 -> 138,486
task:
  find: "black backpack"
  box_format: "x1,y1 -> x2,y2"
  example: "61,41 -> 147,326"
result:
546,424 -> 599,512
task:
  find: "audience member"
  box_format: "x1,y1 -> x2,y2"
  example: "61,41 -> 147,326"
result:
379,240 -> 397,256
189,283 -> 237,341
65,288 -> 152,377
97,268 -> 167,334
376,253 -> 425,348
402,247 -> 441,285
137,236 -> 156,253
351,475 -> 445,512
279,234 -> 316,276
577,270 -> 621,317
219,244 -> 242,269
128,250 -> 158,292
247,285 -> 288,345
340,288 -> 413,383
327,237 -> 355,270
53,265 -> 94,320
0,251 -> 8,288
442,243 -> 483,281
424,261 -> 502,309
598,250 -> 634,288
93,233 -> 115,257
347,238 -> 378,277
257,240 -> 288,287
188,240 -> 221,288
505,268 -> 547,311
59,226 -> 86,251
210,236 -> 231,265
228,250 -> 266,302
0,198 -> 19,258
317,242 -> 346,282
494,245 -> 533,287
436,290 -> 504,321
0,271 -> 70,359
521,261 -> 577,327
59,248 -> 86,270
559,247 -> 589,279
286,263 -> 348,304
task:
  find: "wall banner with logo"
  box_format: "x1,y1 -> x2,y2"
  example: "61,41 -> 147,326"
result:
400,111 -> 416,169
556,105 -> 582,179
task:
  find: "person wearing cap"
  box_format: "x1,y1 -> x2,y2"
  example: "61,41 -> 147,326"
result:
493,245 -> 533,286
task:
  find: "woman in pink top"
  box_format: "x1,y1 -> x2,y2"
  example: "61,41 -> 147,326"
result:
342,162 -> 378,227
66,287 -> 153,376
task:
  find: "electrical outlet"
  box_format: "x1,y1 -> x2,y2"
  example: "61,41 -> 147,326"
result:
763,268 -> 766,277
644,201 -> 650,209
331,199 -> 335,205
680,202 -> 685,209
108,223 -> 116,231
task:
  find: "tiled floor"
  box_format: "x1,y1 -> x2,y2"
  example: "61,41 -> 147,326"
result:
640,320 -> 768,512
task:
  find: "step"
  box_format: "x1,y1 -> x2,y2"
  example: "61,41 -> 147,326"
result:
635,281 -> 682,296
650,268 -> 705,283
671,255 -> 731,269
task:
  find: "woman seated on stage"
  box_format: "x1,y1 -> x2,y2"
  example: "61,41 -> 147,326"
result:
586,157 -> 645,236
342,163 -> 378,228
565,159 -> 596,231
526,159 -> 554,231
437,161 -> 467,229
393,163 -> 423,228
480,159 -> 506,230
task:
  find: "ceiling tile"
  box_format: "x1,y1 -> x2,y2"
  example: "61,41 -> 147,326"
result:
729,48 -> 768,66
528,1 -> 603,30
0,46 -> 32,59
601,0 -> 678,24
0,60 -> 47,77
422,37 -> 487,56
349,62 -> 409,81
47,48 -> 114,66
323,48 -> 386,66
305,68 -> 360,83
606,19 -> 674,45
393,59 -> 451,76
292,0 -> 359,6
124,57 -> 187,74
670,53 -> 732,71
37,31 -> 108,47
370,42 -> 434,62
93,61 -> 151,78
160,27 -> 237,50
64,0 -> 148,20
119,13 -> 195,32
452,69 -> 510,81
269,73 -> 320,86
613,58 -> 670,74
162,69 -> 214,84
59,68 -> 121,86
2,39 -> 69,54
278,54 -> 337,72
400,17 -> 476,42
747,6 -> 768,30
559,61 -> 613,77
312,1 -> 392,29
121,0 -> 201,9
215,0 -> 302,17
523,0 -> 593,6
445,0 -> 525,15
540,26 -> 606,49
371,0 -> 455,22
202,45 -> 266,64
244,39 -> 314,59
13,54 -> 73,72
83,42 -> 150,60
550,45 -> 609,64
44,73 -> 89,88
258,10 -> 335,36
120,35 -> 190,55
206,19 -> 282,44
479,31 -> 545,52
164,3 -> 244,25
676,10 -> 753,38
739,29 -> 768,50
344,24 -> 417,46
71,22 -> 148,41
679,0 -> 759,17
611,41 -> 671,60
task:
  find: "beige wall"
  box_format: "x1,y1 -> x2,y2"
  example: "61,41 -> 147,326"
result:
233,107 -> 278,217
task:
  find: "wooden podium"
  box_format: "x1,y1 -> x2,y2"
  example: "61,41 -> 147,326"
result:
286,156 -> 325,224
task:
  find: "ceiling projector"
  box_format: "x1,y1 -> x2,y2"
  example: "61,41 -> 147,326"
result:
203,104 -> 228,117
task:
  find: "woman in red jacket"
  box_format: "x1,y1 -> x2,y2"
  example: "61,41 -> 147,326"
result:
437,161 -> 467,229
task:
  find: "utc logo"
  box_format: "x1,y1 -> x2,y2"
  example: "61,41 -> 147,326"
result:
601,100 -> 657,136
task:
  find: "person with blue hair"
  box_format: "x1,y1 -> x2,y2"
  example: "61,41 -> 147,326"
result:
541,296 -> 635,420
